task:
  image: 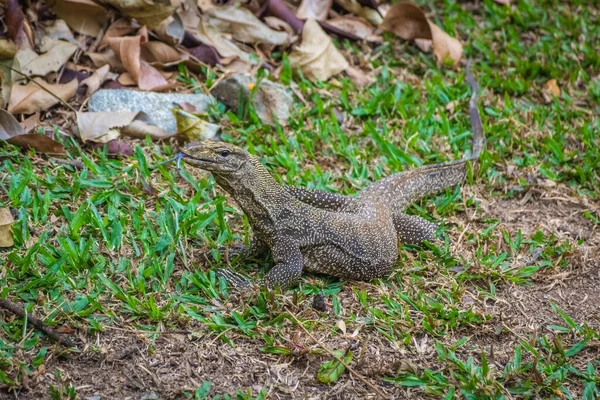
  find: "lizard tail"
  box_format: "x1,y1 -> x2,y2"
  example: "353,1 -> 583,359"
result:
360,61 -> 485,209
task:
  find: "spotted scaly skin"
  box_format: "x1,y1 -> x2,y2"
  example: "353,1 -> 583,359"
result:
181,64 -> 485,289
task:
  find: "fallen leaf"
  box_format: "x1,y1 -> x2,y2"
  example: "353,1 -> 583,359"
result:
493,0 -> 510,4
288,19 -> 349,82
76,111 -> 137,142
296,0 -> 333,21
544,79 -> 560,97
336,320 -> 347,335
0,109 -> 25,139
0,207 -> 15,248
172,109 -> 220,140
6,0 -> 33,49
102,0 -> 173,29
345,65 -> 374,86
117,72 -> 136,86
1,61 -> 13,108
334,0 -> 383,26
195,15 -> 252,63
20,113 -> 40,133
87,49 -> 124,71
430,23 -> 462,65
154,13 -> 184,45
0,39 -> 17,60
196,0 -> 215,12
42,19 -> 79,48
380,2 -> 462,65
185,44 -> 220,66
14,40 -> 77,77
414,38 -> 432,52
142,41 -> 185,65
264,16 -> 296,37
317,349 -> 353,384
53,0 -> 108,37
325,15 -> 375,40
80,64 -> 117,96
76,111 -> 173,142
101,18 -> 138,46
106,29 -> 168,91
8,78 -> 78,114
1,109 -> 66,154
121,119 -> 173,140
204,6 -> 291,46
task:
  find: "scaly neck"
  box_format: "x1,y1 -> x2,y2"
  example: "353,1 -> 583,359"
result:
213,157 -> 292,219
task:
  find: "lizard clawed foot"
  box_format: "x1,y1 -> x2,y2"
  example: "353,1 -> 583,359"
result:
201,243 -> 248,264
216,268 -> 255,292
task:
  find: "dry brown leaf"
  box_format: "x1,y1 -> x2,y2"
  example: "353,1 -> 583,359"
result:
196,15 -> 252,63
142,42 -> 185,65
0,207 -> 14,248
20,113 -> 40,133
544,79 -> 560,97
76,111 -> 138,142
288,19 -> 349,82
493,0 -> 510,4
121,119 -> 172,140
542,79 -> 560,103
204,6 -> 291,46
1,109 -> 65,154
87,49 -> 124,71
345,65 -> 374,87
1,61 -> 13,108
429,23 -> 462,65
117,72 -> 136,86
101,18 -> 137,48
14,40 -> 77,77
197,0 -> 216,12
326,15 -> 375,40
42,19 -> 78,48
297,0 -> 333,21
53,0 -> 108,37
0,109 -> 24,140
154,13 -> 184,45
106,31 -> 168,91
80,64 -> 117,96
0,39 -> 17,60
414,38 -> 432,52
103,0 -> 173,29
8,78 -> 78,114
380,2 -> 462,65
264,17 -> 296,37
76,111 -> 173,142
334,0 -> 383,26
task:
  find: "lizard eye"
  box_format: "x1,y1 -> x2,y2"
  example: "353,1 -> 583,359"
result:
219,150 -> 231,157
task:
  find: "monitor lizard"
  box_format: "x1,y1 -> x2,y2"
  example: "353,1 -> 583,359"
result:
180,62 -> 485,290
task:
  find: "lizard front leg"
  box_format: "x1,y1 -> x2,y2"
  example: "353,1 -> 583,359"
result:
228,238 -> 268,260
218,237 -> 304,291
262,238 -> 304,288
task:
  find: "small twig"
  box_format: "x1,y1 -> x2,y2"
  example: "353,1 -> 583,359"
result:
7,66 -> 78,113
285,308 -> 390,399
0,298 -> 77,348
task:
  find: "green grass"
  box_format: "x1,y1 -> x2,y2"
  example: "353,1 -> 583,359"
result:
1,0 -> 599,398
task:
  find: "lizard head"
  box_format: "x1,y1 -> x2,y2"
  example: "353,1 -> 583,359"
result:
180,139 -> 249,174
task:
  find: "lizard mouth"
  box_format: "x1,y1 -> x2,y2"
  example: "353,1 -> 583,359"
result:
180,152 -> 218,164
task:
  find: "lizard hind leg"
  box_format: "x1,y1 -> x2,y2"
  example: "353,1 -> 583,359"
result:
393,213 -> 439,245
